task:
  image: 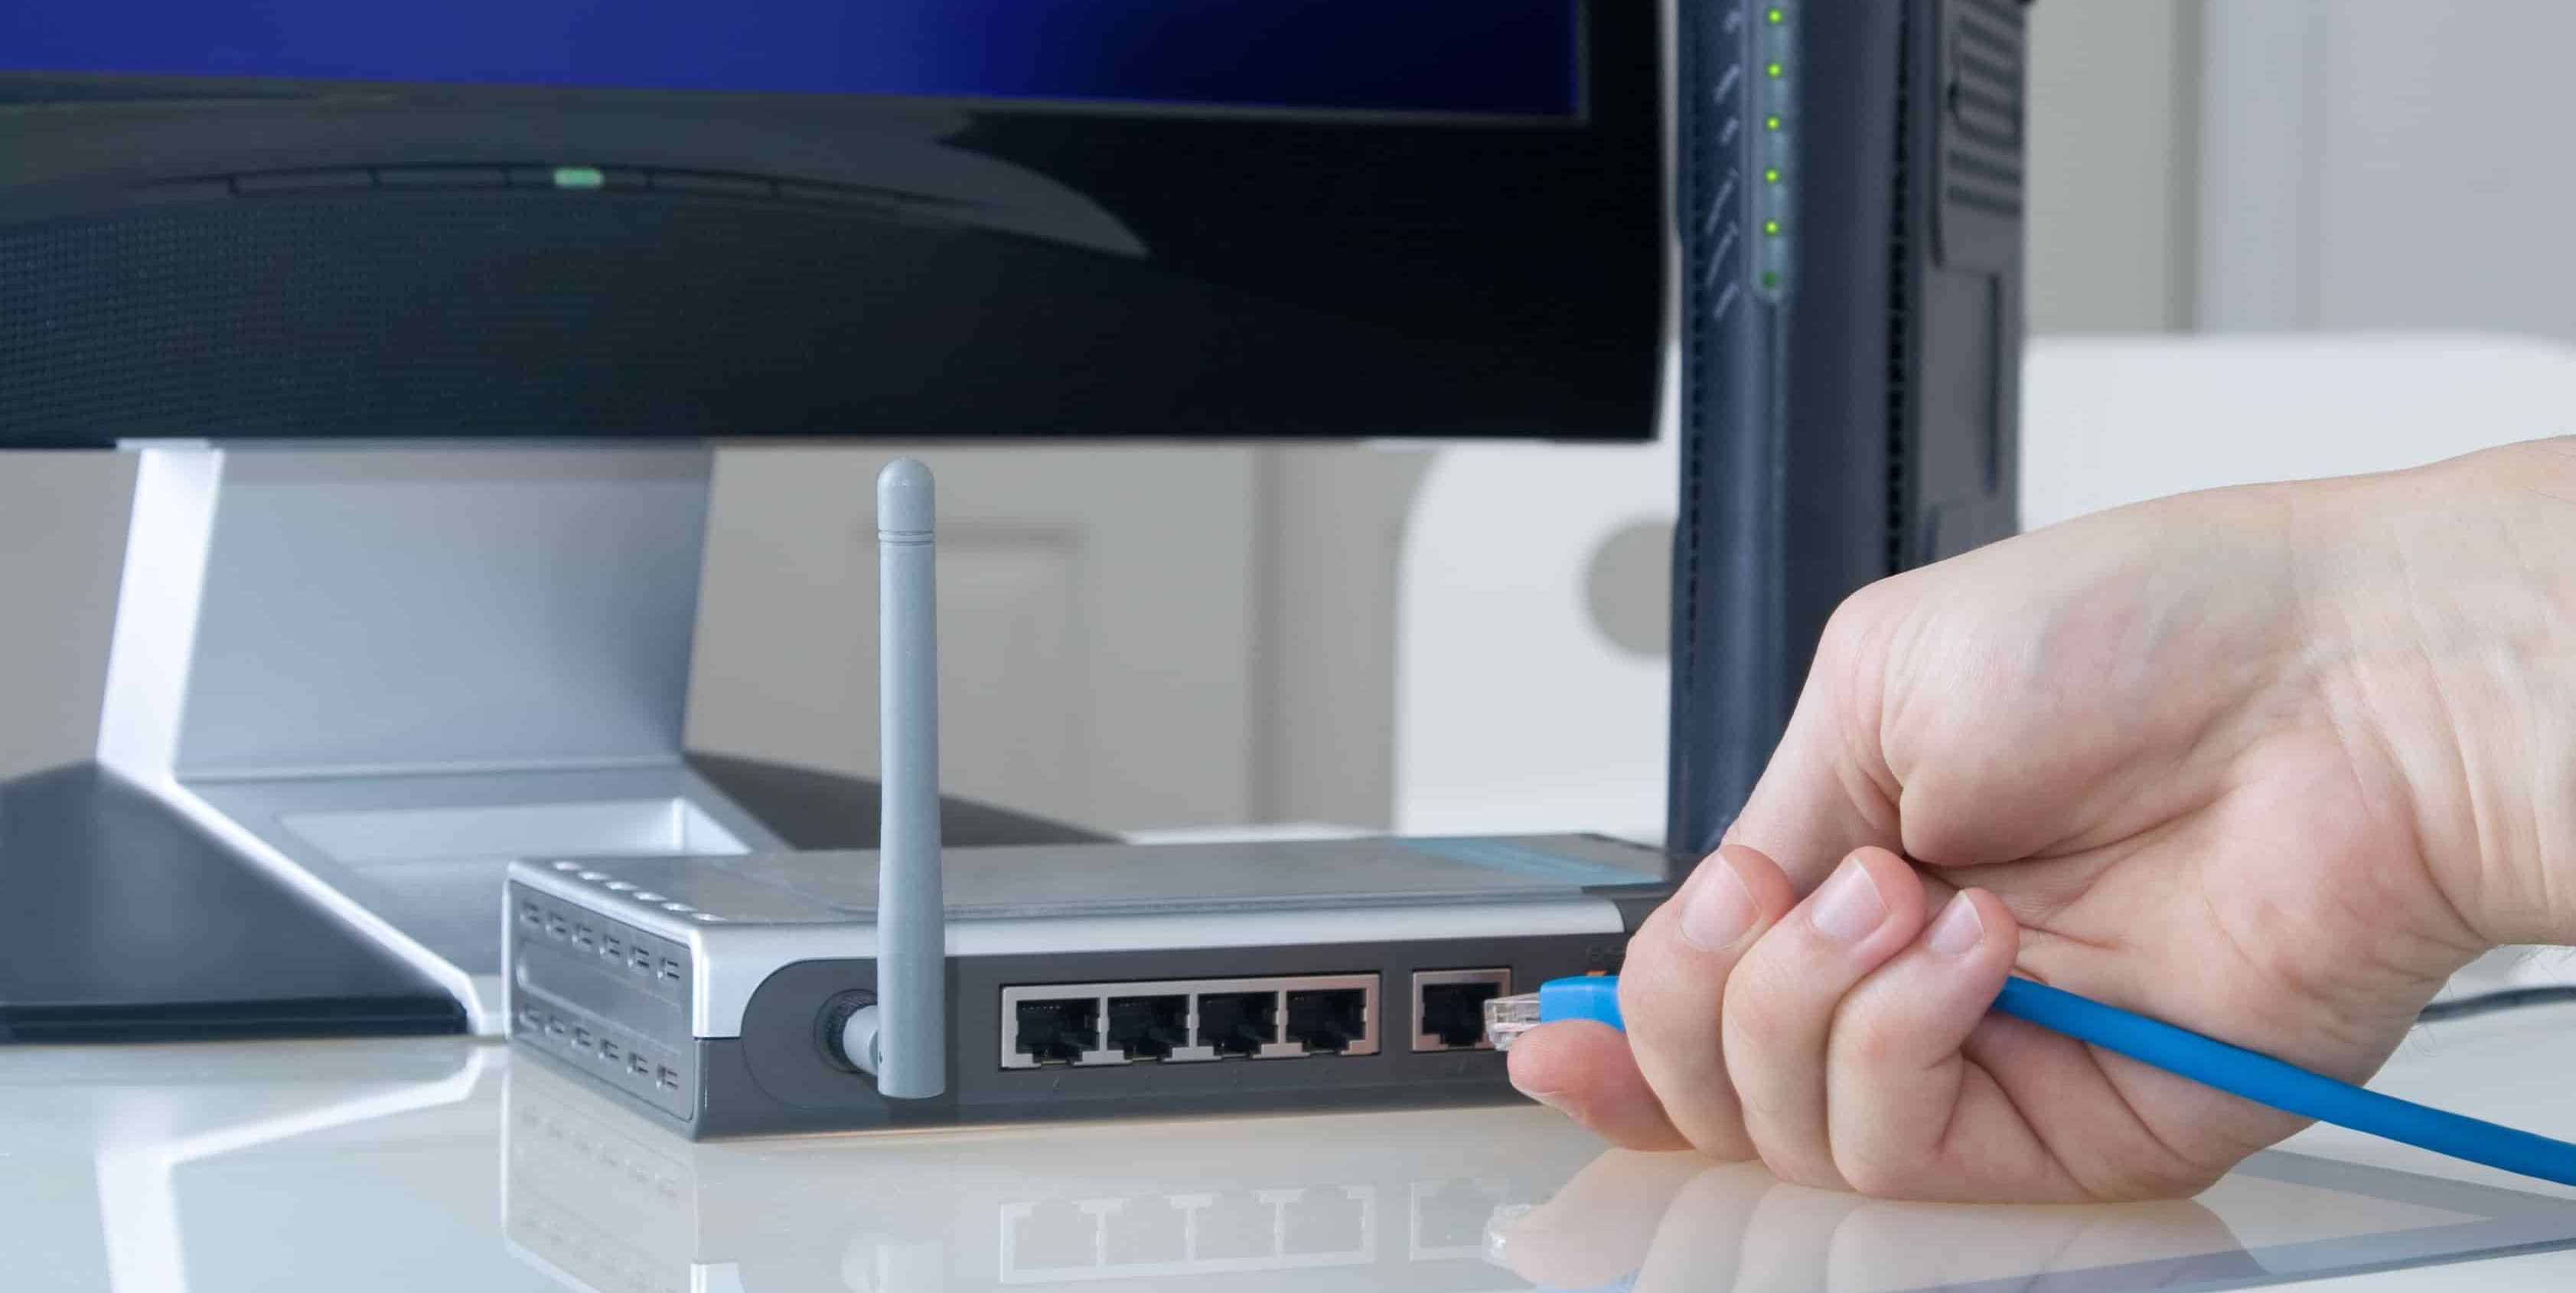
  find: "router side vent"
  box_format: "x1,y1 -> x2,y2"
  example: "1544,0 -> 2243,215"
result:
1886,8 -> 1917,577
1933,0 -> 2027,272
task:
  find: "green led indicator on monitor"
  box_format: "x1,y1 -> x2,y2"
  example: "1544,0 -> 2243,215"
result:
552,167 -> 605,190
1764,115 -> 1782,130
1762,219 -> 1781,234
1767,8 -> 1785,22
1763,167 -> 1782,183
1766,62 -> 1784,78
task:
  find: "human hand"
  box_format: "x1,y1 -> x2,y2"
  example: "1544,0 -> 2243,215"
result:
1509,441 -> 2576,1200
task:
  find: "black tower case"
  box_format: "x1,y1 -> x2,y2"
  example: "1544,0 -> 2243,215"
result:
1667,0 -> 2030,861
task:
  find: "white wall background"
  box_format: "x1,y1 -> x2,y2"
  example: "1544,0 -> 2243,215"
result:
2027,0 -> 2202,333
2200,0 -> 2576,341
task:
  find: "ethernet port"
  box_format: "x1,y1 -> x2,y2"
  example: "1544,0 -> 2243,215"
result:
1284,988 -> 1368,1054
1195,991 -> 1276,1057
1014,998 -> 1101,1065
1414,969 -> 1511,1051
1106,995 -> 1190,1061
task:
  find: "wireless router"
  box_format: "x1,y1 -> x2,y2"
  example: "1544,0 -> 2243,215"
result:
505,461 -> 1674,1137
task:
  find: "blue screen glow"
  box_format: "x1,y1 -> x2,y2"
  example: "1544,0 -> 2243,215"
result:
2,0 -> 1581,116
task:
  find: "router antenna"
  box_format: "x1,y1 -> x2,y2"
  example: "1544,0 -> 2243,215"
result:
867,457 -> 947,1099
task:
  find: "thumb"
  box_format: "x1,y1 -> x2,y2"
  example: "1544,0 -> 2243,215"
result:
1723,602 -> 1904,893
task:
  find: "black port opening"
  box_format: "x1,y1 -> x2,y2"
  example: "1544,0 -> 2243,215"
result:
1195,991 -> 1276,1057
1014,998 -> 1100,1064
1106,995 -> 1190,1061
1420,981 -> 1503,1049
1284,988 -> 1368,1054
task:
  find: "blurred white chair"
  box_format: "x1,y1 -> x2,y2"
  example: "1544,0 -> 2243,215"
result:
1393,434 -> 1676,844
1393,331 -> 2576,844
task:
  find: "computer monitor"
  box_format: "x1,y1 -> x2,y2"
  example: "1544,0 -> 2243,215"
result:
0,0 -> 1661,446
0,1 -> 2025,1059
0,2 -> 1670,1046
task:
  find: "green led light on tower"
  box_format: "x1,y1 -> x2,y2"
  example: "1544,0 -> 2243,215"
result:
1767,7 -> 1785,22
1763,167 -> 1781,183
1764,114 -> 1782,130
1766,62 -> 1783,78
1762,219 -> 1782,235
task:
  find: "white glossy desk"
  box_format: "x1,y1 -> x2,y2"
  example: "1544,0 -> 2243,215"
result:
7,1005 -> 2576,1292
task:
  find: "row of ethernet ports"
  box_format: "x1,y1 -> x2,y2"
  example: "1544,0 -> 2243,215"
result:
999,970 -> 1509,1069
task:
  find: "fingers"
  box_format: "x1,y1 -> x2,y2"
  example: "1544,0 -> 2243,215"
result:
1726,692 -> 1903,891
1723,590 -> 1907,890
1505,1020 -> 1691,1151
1822,888 -> 2033,1197
1720,846 -> 1931,1187
1617,844 -> 1800,1157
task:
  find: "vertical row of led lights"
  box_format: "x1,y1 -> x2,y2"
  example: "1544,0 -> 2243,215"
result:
1753,2 -> 1796,299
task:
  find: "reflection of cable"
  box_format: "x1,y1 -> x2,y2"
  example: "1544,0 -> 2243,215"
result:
1489,975 -> 2576,1189
2416,986 -> 2576,1024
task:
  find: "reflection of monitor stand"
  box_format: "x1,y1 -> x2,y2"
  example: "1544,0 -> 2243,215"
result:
56,441 -> 1098,1037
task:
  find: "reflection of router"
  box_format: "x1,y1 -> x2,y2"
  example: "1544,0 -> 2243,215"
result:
498,1055 -> 1596,1293
506,461 -> 1674,1136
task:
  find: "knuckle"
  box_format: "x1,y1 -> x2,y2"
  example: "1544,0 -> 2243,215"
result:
1835,1010 -> 1912,1069
1815,581 -> 1899,669
1718,970 -> 1792,1046
1618,935 -> 1701,1033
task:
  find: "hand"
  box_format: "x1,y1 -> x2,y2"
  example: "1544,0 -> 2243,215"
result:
1509,441 -> 2576,1200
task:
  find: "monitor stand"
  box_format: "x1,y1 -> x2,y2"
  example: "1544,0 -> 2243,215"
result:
64,442 -> 1097,1036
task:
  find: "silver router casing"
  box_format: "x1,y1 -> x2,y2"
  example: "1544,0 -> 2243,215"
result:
504,834 -> 1671,1138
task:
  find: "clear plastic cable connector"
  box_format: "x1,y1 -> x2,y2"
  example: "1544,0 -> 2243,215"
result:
1483,992 -> 1543,1051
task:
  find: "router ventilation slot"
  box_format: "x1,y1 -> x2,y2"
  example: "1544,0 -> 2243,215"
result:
1886,10 -> 1917,576
1939,0 -> 2027,224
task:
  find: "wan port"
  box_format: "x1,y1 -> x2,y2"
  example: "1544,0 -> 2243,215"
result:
1413,969 -> 1511,1051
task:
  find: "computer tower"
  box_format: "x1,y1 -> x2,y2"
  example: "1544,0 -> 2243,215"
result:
1667,0 -> 2029,859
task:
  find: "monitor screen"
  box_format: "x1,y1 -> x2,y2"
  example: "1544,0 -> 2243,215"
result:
2,0 -> 1580,117
0,2 -> 1661,448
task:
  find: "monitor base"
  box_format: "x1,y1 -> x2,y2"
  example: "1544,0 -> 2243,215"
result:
0,756 -> 1106,1043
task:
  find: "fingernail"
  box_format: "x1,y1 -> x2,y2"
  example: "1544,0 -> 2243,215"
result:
1808,855 -> 1886,942
1928,893 -> 1984,956
1679,854 -> 1758,950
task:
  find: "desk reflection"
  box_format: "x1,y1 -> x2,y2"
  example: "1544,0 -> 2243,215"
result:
501,1056 -> 2568,1293
1486,1150 -> 2255,1293
501,1058 -> 1603,1293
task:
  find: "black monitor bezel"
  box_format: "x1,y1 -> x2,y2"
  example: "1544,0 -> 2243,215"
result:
0,2 -> 1663,448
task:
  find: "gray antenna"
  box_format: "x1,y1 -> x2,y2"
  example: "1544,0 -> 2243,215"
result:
841,458 -> 947,1099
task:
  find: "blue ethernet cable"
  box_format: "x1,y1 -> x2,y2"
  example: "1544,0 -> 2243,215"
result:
1485,974 -> 2576,1188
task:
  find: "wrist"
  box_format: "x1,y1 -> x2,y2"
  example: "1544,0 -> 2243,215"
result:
2297,439 -> 2576,947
